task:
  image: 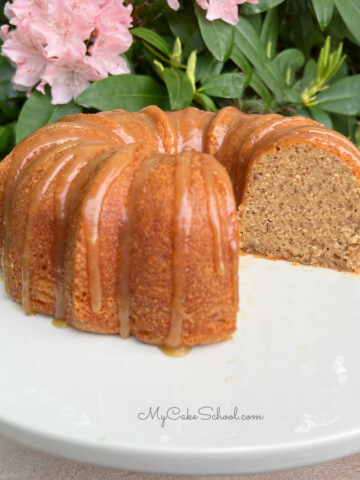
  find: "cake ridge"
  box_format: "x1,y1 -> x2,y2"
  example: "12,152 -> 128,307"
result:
142,105 -> 178,154
3,141 -> 85,298
168,151 -> 192,348
21,146 -> 86,313
202,154 -> 226,276
54,146 -> 120,319
118,148 -> 161,339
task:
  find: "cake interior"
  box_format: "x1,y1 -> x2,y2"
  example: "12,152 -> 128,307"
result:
238,144 -> 360,272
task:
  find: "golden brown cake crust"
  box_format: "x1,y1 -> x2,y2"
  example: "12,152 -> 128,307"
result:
1,106 -> 360,346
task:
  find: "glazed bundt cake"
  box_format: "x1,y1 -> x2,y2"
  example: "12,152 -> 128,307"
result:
1,106 -> 359,348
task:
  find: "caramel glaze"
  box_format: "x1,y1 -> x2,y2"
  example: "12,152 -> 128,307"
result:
167,107 -> 215,152
82,144 -> 157,319
202,158 -> 225,276
3,106 -> 359,347
52,317 -> 69,328
118,150 -> 160,339
119,150 -> 238,346
1,108 -> 240,347
58,113 -> 141,143
205,106 -> 245,157
0,122 -> 123,268
101,110 -> 163,148
142,106 -> 177,154
21,143 -> 116,313
82,150 -> 133,314
22,147 -> 82,313
160,345 -> 192,357
3,142 -> 78,280
54,146 -> 118,318
167,152 -> 192,347
210,159 -> 240,309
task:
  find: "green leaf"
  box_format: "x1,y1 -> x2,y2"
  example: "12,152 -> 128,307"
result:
232,17 -> 295,102
231,45 -> 273,106
311,0 -> 334,30
273,49 -> 305,85
183,31 -> 205,58
260,7 -> 279,59
16,91 -> 81,142
331,113 -> 358,142
194,92 -> 217,112
246,15 -> 262,34
289,0 -> 317,56
196,51 -> 223,84
0,99 -> 22,124
274,48 -> 305,85
239,0 -> 285,15
314,75 -> 360,115
355,122 -> 360,149
329,60 -> 348,84
274,49 -> 305,74
0,5 -> 7,24
334,0 -> 360,44
163,69 -> 193,110
166,12 -> 197,45
195,4 -> 234,62
327,8 -> 360,46
300,59 -> 317,90
230,46 -> 253,78
76,74 -> 169,112
201,73 -> 246,98
131,27 -> 171,57
0,56 -> 20,102
308,106 -> 333,129
249,75 -> 273,107
0,123 -> 15,158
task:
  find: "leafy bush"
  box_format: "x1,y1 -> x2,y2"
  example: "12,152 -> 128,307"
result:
1,0 -> 360,160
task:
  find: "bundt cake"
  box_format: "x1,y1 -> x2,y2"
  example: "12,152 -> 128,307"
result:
1,106 -> 359,348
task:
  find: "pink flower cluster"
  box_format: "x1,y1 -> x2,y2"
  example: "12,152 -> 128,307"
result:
168,0 -> 259,25
1,0 -> 133,104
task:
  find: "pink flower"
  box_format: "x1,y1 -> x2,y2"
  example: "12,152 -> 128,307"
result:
89,0 -> 132,76
1,21 -> 47,90
167,0 -> 180,9
90,36 -> 130,77
32,0 -> 93,58
0,25 -> 9,41
168,0 -> 259,25
38,50 -> 101,104
1,0 -> 132,104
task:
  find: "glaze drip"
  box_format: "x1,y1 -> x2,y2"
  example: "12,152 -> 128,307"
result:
54,146 -> 116,318
213,162 -> 239,307
2,143 -> 76,276
167,153 -> 192,348
0,106 -> 288,347
160,345 -> 192,357
142,106 -> 177,154
82,149 -> 137,314
202,160 -> 225,276
0,121 -> 123,271
118,153 -> 159,338
22,148 -> 79,313
52,317 -> 69,328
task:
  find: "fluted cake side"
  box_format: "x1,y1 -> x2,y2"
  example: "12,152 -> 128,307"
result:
1,105 -> 359,347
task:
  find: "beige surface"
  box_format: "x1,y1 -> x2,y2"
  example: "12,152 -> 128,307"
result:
1,434 -> 360,479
